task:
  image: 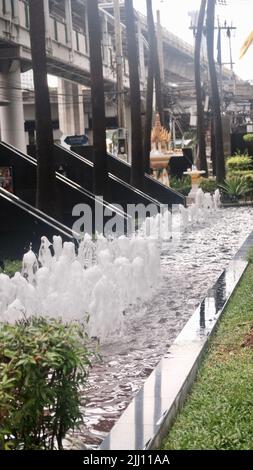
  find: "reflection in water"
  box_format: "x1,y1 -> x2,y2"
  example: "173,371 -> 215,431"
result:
215,271 -> 227,313
135,388 -> 144,449
154,368 -> 162,426
199,262 -> 245,335
199,301 -> 206,330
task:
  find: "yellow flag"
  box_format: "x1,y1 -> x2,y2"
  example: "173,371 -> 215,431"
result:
240,30 -> 253,59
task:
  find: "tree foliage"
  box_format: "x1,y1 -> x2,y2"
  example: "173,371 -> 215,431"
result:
0,318 -> 92,450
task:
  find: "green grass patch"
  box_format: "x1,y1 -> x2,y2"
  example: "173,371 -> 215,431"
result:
162,256 -> 253,450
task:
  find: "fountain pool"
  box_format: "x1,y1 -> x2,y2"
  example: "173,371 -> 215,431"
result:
65,206 -> 253,449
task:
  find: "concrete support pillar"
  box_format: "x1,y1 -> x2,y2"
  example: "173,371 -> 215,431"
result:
73,84 -> 84,135
58,79 -> 84,136
137,20 -> 146,84
43,0 -> 51,39
113,0 -> 126,129
102,15 -> 110,68
0,61 -> 26,153
65,0 -> 74,56
9,0 -> 18,19
58,78 -> 75,136
2,0 -> 19,39
13,0 -> 19,18
84,5 -> 89,54
156,11 -> 165,82
125,104 -> 132,162
2,0 -> 11,16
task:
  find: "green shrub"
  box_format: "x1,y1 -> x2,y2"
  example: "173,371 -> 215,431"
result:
0,260 -> 22,277
199,177 -> 217,194
218,176 -> 252,200
170,176 -> 191,196
226,155 -> 253,172
243,133 -> 253,143
176,185 -> 192,196
0,318 -> 92,450
227,171 -> 253,187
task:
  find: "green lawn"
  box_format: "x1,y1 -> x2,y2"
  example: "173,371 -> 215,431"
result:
162,257 -> 253,450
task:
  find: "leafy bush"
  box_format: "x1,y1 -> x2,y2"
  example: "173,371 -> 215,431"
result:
0,260 -> 22,277
243,133 -> 253,143
199,177 -> 217,194
226,155 -> 253,172
170,176 -> 191,196
218,177 -> 252,200
0,318 -> 92,450
227,171 -> 253,187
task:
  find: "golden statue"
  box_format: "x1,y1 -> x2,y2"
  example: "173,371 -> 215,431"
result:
151,114 -> 171,153
150,114 -> 172,186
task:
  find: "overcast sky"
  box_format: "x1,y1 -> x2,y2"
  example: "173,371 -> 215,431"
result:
133,0 -> 253,81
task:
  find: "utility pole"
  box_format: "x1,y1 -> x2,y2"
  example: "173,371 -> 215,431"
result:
216,21 -> 236,112
113,0 -> 126,129
155,9 -> 165,125
217,20 -> 224,112
190,19 -> 236,113
144,0 -> 155,173
156,10 -> 165,82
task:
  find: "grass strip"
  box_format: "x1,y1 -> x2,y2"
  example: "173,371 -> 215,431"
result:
162,255 -> 253,450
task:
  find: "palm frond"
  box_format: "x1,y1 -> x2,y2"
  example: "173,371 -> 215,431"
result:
240,30 -> 253,59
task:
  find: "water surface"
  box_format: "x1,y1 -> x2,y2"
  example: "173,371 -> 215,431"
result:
66,207 -> 253,449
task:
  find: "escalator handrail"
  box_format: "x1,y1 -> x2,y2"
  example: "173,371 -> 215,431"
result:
55,144 -> 161,207
0,141 -> 129,220
107,150 -> 185,200
0,187 -> 78,239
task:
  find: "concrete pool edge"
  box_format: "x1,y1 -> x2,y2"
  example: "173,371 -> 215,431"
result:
98,230 -> 253,451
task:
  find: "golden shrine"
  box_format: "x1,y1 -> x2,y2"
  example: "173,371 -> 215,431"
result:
150,114 -> 182,186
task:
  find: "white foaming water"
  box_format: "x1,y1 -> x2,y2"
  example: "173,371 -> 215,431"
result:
0,191 -> 221,341
0,234 -> 160,341
140,189 -> 221,240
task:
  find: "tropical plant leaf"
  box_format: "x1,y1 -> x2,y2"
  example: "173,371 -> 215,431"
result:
218,177 -> 252,198
240,30 -> 253,59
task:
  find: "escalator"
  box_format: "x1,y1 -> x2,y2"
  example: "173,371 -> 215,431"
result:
0,141 -> 130,235
70,145 -> 185,206
54,145 -> 161,210
0,187 -> 77,260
